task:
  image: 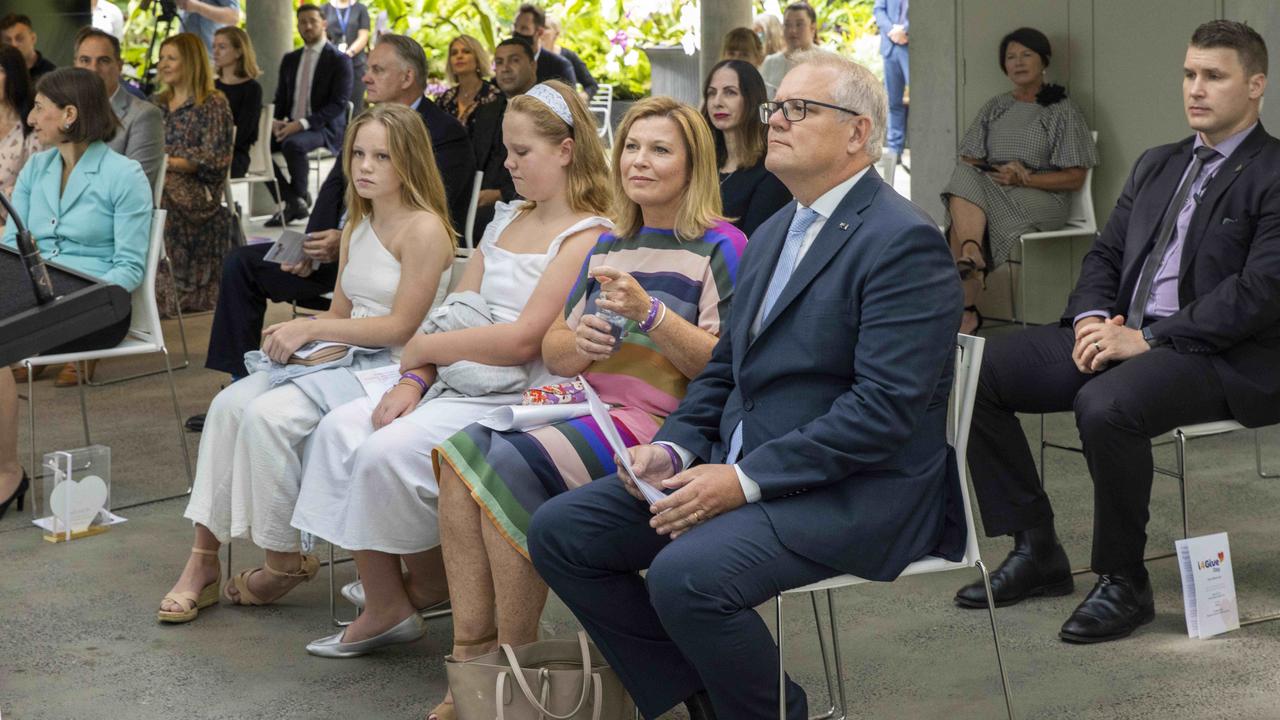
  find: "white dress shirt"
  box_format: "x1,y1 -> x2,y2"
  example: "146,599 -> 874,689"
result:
659,167 -> 870,502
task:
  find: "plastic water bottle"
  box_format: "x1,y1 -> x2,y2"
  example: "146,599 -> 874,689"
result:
596,307 -> 628,350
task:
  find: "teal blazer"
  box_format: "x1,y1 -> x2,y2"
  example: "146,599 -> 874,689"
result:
2,142 -> 152,292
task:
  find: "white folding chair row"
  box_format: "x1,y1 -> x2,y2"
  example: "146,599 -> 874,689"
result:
463,170 -> 483,249
308,102 -> 355,198
21,209 -> 194,508
773,334 -> 1015,720
229,103 -> 285,220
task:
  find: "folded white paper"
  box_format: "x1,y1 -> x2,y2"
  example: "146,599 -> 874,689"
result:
476,402 -> 591,432
1176,532 -> 1240,639
353,364 -> 402,400
582,379 -> 667,505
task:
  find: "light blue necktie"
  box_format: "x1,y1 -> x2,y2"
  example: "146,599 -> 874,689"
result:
725,206 -> 822,464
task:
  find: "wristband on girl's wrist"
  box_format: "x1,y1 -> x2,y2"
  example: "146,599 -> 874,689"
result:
400,371 -> 428,394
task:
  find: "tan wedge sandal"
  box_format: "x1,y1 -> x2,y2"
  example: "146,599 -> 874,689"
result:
157,547 -> 221,624
429,631 -> 500,720
224,554 -> 320,606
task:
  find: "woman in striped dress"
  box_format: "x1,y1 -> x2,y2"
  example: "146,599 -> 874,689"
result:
426,97 -> 747,720
942,27 -> 1097,333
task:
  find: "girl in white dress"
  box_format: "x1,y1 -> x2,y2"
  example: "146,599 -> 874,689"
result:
157,103 -> 456,623
292,81 -> 612,660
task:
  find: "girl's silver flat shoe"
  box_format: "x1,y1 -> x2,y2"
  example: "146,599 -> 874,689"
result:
341,580 -> 451,617
305,613 -> 426,658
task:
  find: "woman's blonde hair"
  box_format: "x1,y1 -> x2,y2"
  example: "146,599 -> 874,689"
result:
610,96 -> 724,242
214,26 -> 262,80
507,80 -> 610,217
445,34 -> 491,84
156,33 -> 217,105
342,103 -> 456,243
721,27 -> 764,67
754,14 -> 785,56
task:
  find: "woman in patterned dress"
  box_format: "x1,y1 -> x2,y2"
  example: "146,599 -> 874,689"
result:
0,45 -> 39,226
942,27 -> 1098,333
153,32 -> 234,315
425,97 -> 747,720
435,35 -> 502,132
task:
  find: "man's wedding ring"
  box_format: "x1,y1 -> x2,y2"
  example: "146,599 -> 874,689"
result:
1093,341 -> 1102,352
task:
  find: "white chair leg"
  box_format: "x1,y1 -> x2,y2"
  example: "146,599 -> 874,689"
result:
826,590 -> 848,720
1254,429 -> 1278,478
161,348 -> 193,486
807,592 -> 839,720
328,541 -> 356,628
976,559 -> 1016,720
777,595 -> 787,720
76,361 -> 91,444
26,363 -> 37,498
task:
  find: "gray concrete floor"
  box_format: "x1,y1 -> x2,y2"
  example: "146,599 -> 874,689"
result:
2,213 -> 1279,720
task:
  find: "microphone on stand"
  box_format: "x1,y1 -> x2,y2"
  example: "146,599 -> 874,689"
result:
0,191 -> 55,305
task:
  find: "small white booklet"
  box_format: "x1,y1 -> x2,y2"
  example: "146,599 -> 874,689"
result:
581,378 -> 667,505
1175,532 -> 1240,639
262,229 -> 309,265
353,363 -> 402,400
476,403 -> 591,432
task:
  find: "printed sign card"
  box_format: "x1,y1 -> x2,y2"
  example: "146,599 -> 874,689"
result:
1175,532 -> 1240,639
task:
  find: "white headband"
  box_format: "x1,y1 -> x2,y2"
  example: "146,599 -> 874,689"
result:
525,83 -> 574,128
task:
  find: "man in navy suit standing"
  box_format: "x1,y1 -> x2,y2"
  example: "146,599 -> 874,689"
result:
956,20 -> 1280,645
529,51 -> 962,720
873,0 -> 908,185
268,3 -> 352,226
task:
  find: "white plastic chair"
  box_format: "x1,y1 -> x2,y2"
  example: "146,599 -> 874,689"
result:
773,334 -> 1015,720
1007,131 -> 1099,325
308,101 -> 354,198
229,104 -> 285,220
589,83 -> 614,147
464,170 -> 483,249
91,169 -> 190,383
21,209 -> 194,501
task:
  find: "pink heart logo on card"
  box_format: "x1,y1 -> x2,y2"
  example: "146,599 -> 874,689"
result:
1218,552 -> 1225,563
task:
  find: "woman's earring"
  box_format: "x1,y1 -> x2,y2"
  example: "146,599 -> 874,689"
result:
61,123 -> 73,132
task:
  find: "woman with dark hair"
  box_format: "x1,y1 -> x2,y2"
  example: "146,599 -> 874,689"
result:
701,59 -> 790,237
0,67 -> 153,520
0,45 -> 39,225
152,32 -> 234,315
943,27 -> 1098,333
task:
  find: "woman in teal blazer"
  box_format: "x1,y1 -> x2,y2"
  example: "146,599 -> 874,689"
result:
0,68 -> 153,520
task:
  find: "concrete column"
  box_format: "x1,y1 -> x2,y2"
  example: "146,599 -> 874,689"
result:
245,2 -> 296,214
700,0 -> 753,83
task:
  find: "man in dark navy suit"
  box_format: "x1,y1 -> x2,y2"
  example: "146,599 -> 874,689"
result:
956,20 -> 1280,645
268,3 -> 352,225
529,51 -> 962,720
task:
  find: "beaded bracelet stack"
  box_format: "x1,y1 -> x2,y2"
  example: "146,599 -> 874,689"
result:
638,296 -> 668,334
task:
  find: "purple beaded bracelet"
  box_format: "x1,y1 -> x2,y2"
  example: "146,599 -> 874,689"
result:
401,371 -> 428,394
638,296 -> 662,333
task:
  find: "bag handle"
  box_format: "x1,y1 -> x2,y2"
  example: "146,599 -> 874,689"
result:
497,632 -> 596,720
495,672 -> 603,720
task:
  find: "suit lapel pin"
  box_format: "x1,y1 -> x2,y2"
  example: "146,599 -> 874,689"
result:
1235,164 -> 1244,172
838,222 -> 849,230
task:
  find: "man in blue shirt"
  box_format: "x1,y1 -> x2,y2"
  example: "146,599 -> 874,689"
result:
176,0 -> 240,58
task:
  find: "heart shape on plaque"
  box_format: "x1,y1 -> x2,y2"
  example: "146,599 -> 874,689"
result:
1218,551 -> 1225,563
49,474 -> 109,533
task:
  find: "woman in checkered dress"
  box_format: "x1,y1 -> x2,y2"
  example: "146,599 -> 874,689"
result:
942,27 -> 1098,333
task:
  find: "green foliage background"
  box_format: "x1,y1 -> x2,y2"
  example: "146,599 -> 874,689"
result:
113,1 -> 878,100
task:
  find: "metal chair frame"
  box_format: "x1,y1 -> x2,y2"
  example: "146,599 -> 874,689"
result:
774,335 -> 1015,720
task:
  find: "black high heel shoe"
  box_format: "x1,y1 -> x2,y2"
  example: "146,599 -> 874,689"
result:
956,239 -> 990,288
0,470 -> 30,520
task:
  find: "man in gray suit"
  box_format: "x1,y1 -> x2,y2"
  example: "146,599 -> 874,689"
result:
74,28 -> 164,191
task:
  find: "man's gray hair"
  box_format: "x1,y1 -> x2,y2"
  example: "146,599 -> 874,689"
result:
791,49 -> 888,162
377,34 -> 428,91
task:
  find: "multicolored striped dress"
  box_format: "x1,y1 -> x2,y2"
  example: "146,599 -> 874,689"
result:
434,221 -> 747,555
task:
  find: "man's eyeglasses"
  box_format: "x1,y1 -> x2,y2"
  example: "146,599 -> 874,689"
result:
758,98 -> 861,124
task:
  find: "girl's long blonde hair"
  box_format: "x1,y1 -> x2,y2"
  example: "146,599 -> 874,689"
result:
507,80 -> 610,216
610,96 -> 725,242
342,103 -> 456,243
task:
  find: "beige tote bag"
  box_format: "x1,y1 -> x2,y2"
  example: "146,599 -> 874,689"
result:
446,631 -> 635,720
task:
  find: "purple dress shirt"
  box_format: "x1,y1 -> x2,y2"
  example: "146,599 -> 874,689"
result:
1075,123 -> 1256,326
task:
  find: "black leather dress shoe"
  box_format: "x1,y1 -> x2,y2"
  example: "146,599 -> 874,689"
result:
1059,573 -> 1155,644
684,690 -> 717,720
955,527 -> 1074,608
